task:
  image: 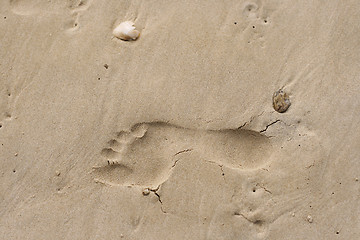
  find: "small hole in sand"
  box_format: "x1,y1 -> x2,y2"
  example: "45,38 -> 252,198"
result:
13,169 -> 16,173
332,192 -> 334,195
252,26 -> 255,29
264,20 -> 267,23
234,22 -> 237,25
252,189 -> 256,193
336,231 -> 339,234
104,64 -> 109,69
4,17 -> 6,19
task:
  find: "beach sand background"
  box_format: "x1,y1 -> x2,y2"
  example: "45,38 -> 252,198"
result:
0,0 -> 359,239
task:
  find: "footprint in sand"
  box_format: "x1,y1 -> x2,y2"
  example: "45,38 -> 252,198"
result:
92,122 -> 273,188
9,0 -> 92,32
9,0 -> 69,16
9,0 -> 43,16
64,0 -> 93,32
219,0 -> 271,47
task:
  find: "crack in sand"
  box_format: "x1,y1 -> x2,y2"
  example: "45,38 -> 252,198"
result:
260,120 -> 281,133
149,186 -> 167,214
238,111 -> 265,130
174,148 -> 193,156
256,183 -> 272,194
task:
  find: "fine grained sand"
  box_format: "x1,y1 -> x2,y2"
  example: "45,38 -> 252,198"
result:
1,0 -> 360,239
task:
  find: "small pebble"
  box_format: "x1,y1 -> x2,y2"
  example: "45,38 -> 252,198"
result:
291,212 -> 295,217
142,188 -> 150,196
273,89 -> 291,113
307,215 -> 313,223
55,171 -> 61,176
14,153 -> 18,157
355,178 -> 359,182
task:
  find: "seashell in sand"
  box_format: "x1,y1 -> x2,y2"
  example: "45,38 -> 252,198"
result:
113,21 -> 140,41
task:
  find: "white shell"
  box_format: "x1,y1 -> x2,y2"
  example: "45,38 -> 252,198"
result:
113,21 -> 140,41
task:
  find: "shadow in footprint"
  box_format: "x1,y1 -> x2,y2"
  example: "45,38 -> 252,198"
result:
92,163 -> 133,186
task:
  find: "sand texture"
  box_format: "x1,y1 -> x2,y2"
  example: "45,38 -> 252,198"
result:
1,0 -> 360,239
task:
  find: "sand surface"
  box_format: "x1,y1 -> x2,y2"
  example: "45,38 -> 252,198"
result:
1,0 -> 360,239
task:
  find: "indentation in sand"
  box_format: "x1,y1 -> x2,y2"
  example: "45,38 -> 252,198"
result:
92,122 -> 273,188
65,0 -> 93,32
9,0 -> 93,33
9,0 -> 40,16
219,0 -> 270,47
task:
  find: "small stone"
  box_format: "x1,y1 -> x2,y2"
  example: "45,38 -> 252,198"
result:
355,178 -> 359,182
55,171 -> 61,176
307,215 -> 313,223
291,212 -> 295,217
14,153 -> 18,157
104,64 -> 109,69
142,188 -> 150,196
273,89 -> 291,113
